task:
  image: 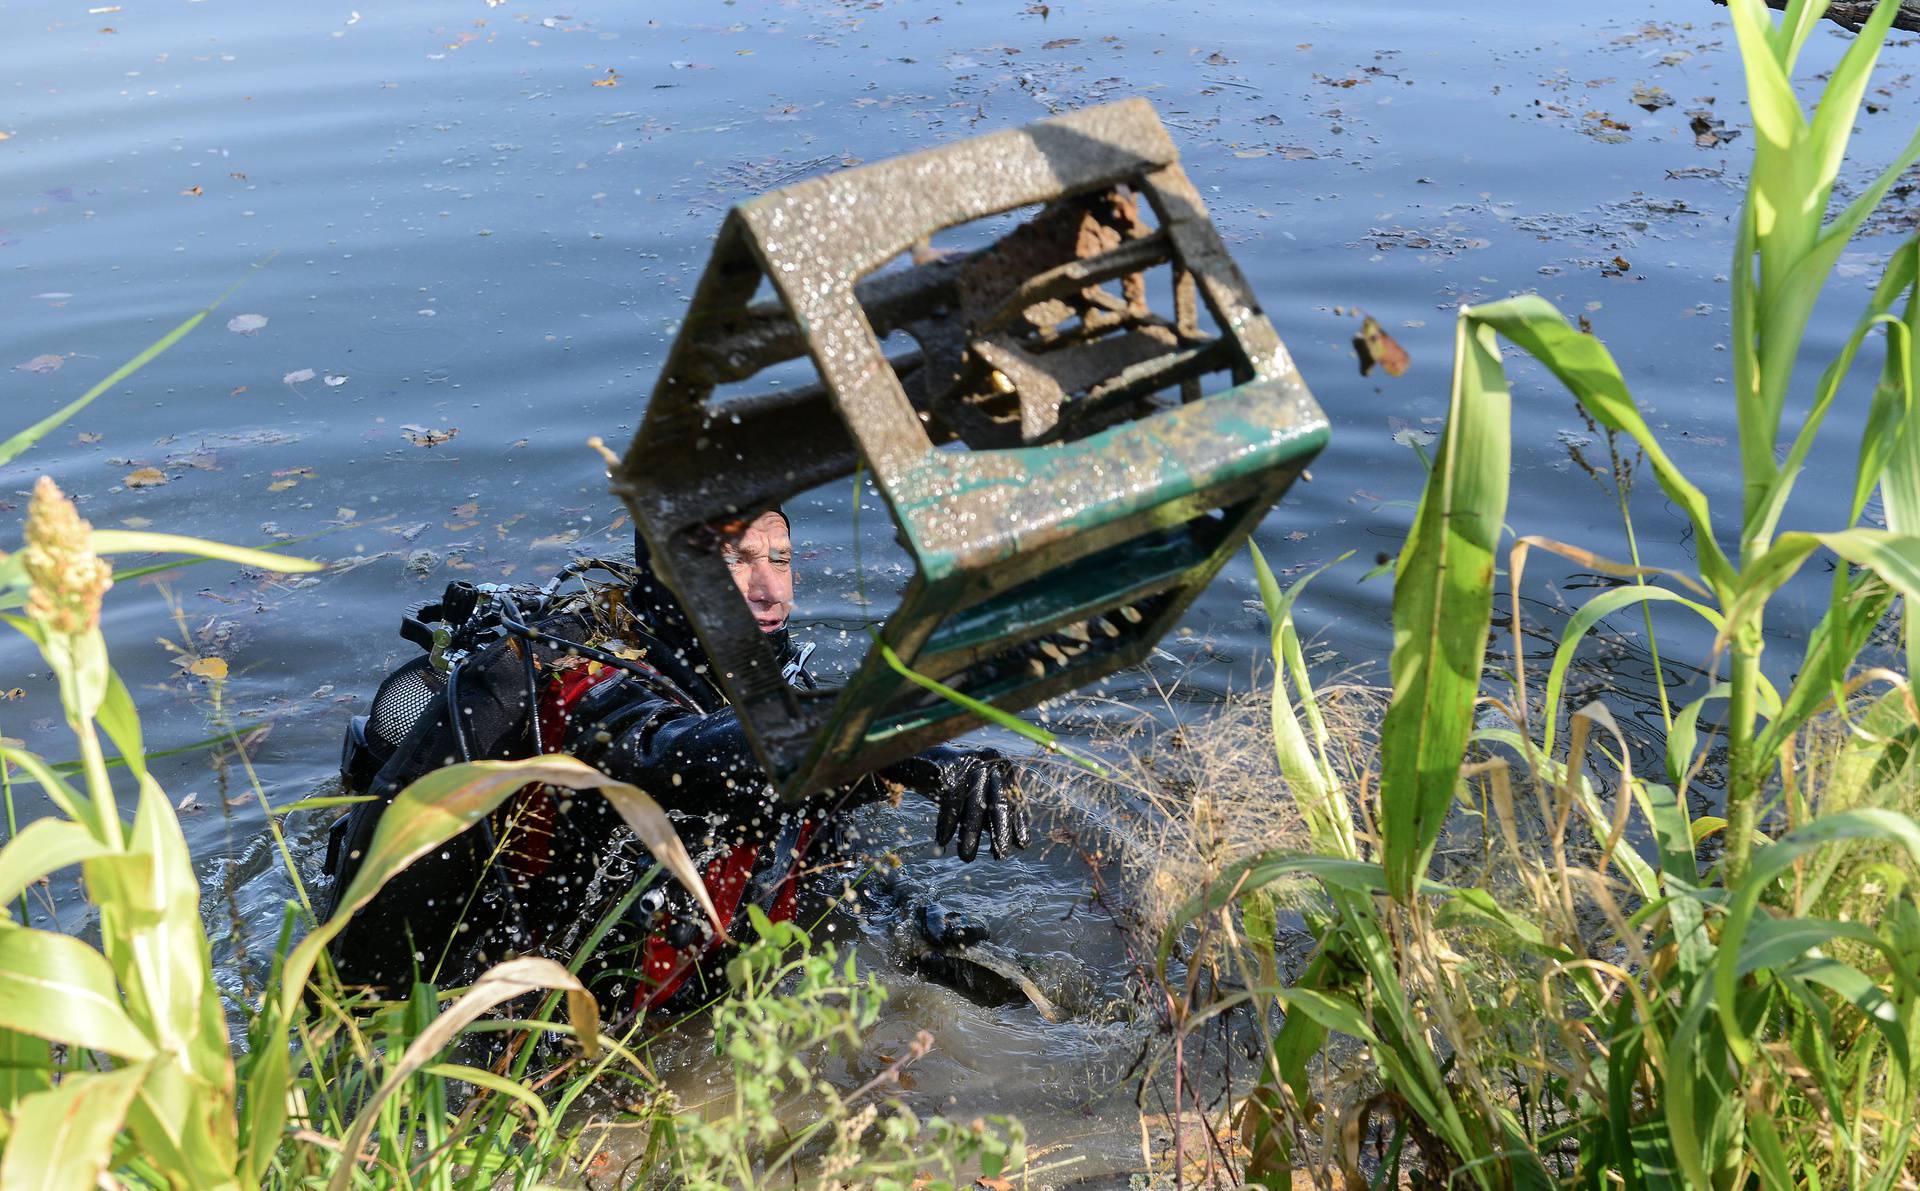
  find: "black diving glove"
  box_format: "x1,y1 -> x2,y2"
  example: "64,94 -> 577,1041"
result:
883,745 -> 1032,862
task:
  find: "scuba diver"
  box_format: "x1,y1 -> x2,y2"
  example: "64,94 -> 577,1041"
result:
321,506 -> 1031,1013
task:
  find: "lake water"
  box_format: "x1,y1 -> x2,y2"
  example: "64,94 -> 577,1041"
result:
4,0 -> 1917,1183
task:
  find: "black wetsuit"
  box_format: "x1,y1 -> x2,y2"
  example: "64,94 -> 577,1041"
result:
321,533 -> 1026,998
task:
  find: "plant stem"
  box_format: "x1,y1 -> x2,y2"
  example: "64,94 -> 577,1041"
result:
1616,481 -> 1673,735
1,720 -> 26,924
1723,636 -> 1762,885
75,715 -> 124,850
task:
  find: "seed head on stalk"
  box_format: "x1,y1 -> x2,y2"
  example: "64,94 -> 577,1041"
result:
21,476 -> 112,636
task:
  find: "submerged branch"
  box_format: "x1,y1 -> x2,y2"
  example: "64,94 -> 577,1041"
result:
1709,0 -> 1920,34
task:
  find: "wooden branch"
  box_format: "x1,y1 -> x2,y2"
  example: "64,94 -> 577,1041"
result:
1709,0 -> 1920,34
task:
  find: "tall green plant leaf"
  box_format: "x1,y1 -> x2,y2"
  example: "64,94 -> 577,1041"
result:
0,819 -> 116,914
1751,238 -> 1917,545
1469,297 -> 1732,595
0,1063 -> 149,1191
0,928 -> 153,1060
1378,316 -> 1510,899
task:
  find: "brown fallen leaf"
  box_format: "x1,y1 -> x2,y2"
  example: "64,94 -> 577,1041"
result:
187,656 -> 229,680
403,425 -> 459,448
123,467 -> 169,488
16,353 -> 64,375
181,185 -> 203,196
1629,82 -> 1673,112
1353,315 -> 1410,378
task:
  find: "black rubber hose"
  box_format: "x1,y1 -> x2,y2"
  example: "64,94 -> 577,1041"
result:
446,659 -> 473,763
498,595 -> 545,756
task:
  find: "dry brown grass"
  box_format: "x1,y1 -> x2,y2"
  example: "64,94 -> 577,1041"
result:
1041,679 -> 1383,944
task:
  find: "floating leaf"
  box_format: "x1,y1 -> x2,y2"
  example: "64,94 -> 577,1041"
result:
186,656 -> 228,681
1688,107 -> 1737,148
123,467 -> 169,488
1354,316 -> 1410,378
1629,83 -> 1674,112
402,425 -> 458,448
282,368 -> 316,385
225,313 -> 267,335
323,374 -> 348,387
16,354 -> 63,375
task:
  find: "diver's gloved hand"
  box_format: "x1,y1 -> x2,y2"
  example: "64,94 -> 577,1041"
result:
883,745 -> 1032,862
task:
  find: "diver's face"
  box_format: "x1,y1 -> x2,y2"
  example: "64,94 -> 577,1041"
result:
723,510 -> 794,634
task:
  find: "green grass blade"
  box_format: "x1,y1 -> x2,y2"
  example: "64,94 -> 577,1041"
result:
1540,584 -> 1723,759
874,638 -> 1110,775
1251,545 -> 1354,855
0,307 -> 213,471
418,1063 -> 550,1131
89,531 -> 322,575
1666,684 -> 1732,789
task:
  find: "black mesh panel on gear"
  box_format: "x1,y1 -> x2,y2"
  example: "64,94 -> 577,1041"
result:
369,656 -> 445,752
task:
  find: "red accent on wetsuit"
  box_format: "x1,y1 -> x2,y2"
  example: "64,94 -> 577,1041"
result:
486,657 -> 822,1014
